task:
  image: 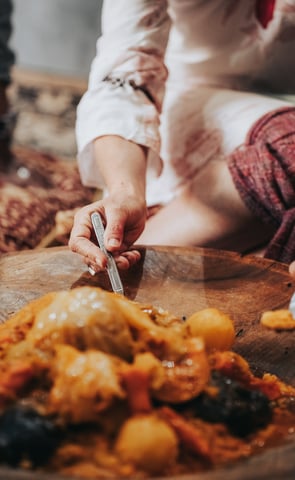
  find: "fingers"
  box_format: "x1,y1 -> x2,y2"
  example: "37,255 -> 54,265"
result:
87,250 -> 141,275
69,204 -> 108,271
289,261 -> 295,279
116,250 -> 141,270
68,201 -> 142,274
103,208 -> 125,252
70,232 -> 108,271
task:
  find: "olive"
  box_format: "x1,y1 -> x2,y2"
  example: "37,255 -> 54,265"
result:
182,371 -> 273,437
0,405 -> 62,467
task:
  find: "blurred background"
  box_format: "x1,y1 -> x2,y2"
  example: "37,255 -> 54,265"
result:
9,0 -> 103,161
11,0 -> 102,79
0,1 -> 103,253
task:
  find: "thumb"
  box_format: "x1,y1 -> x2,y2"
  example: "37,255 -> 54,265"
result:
104,210 -> 125,252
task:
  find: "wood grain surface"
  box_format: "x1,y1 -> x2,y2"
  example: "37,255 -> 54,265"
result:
0,245 -> 295,480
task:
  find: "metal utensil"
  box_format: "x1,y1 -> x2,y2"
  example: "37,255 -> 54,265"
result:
289,291 -> 295,318
91,212 -> 124,295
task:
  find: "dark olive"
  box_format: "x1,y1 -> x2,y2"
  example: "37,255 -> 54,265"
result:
0,405 -> 62,467
179,371 -> 273,437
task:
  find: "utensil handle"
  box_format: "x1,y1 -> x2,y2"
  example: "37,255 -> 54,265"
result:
91,212 -> 124,295
289,292 -> 295,318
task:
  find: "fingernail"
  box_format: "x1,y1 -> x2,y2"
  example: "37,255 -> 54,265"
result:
88,266 -> 96,276
108,238 -> 120,247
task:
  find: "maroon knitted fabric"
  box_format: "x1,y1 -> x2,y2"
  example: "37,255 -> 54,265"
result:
228,107 -> 295,264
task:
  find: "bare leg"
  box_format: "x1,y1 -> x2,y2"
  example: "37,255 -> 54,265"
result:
138,158 -> 274,254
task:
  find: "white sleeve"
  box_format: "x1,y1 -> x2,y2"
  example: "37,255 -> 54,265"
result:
76,0 -> 171,189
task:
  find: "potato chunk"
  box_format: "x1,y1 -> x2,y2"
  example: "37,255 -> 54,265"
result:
115,414 -> 178,473
261,309 -> 295,330
184,308 -> 235,352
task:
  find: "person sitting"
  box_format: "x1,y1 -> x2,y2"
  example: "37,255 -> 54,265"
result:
68,0 -> 295,276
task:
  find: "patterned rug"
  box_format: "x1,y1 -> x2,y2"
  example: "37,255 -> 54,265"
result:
0,69 -> 97,254
0,146 -> 96,253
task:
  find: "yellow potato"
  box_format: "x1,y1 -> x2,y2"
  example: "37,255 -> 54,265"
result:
261,309 -> 295,330
184,307 -> 235,352
114,414 -> 178,473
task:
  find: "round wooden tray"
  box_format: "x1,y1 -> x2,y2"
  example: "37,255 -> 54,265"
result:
0,245 -> 294,480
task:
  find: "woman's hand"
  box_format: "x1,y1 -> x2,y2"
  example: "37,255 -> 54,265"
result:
69,135 -> 148,273
69,193 -> 147,273
289,261 -> 295,279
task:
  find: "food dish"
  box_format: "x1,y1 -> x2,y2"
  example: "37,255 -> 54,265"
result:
0,285 -> 295,478
0,245 -> 295,479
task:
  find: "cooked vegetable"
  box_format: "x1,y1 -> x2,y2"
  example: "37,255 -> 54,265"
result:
0,405 -> 62,467
115,414 -> 179,474
184,308 -> 235,352
0,286 -> 293,478
187,371 -> 272,437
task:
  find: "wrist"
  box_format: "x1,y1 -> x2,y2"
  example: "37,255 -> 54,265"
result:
94,135 -> 147,204
108,188 -> 147,214
108,179 -> 146,200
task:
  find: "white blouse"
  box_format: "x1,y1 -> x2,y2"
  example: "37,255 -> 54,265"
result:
76,0 -> 295,206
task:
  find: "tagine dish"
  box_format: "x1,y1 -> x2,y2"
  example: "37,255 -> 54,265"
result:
0,285 -> 294,479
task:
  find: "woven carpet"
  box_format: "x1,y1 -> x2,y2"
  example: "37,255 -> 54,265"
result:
0,69 -> 97,254
0,145 -> 96,253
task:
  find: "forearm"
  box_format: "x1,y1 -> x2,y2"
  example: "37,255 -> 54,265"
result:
93,135 -> 147,204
